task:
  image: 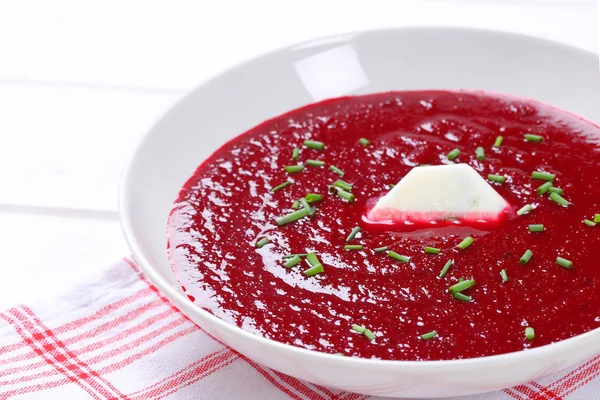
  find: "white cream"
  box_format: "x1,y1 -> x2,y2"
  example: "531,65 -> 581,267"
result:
368,164 -> 509,223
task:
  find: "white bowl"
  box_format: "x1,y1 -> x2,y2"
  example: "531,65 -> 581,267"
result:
120,27 -> 600,398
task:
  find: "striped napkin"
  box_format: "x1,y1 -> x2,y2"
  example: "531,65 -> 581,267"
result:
1,258 -> 598,399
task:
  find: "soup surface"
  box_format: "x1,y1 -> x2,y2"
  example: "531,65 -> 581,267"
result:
168,90 -> 600,360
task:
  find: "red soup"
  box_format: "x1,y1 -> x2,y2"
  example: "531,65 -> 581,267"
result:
167,90 -> 600,361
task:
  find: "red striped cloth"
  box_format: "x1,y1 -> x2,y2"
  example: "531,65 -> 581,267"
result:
0,259 -> 598,399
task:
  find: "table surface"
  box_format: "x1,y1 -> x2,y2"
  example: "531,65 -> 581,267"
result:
0,0 -> 596,309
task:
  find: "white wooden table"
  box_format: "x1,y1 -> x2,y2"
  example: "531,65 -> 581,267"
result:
0,0 -> 596,309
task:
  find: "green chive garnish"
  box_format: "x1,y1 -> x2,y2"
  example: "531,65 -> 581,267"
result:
300,198 -> 310,210
275,208 -> 309,225
374,246 -> 388,253
500,269 -> 508,283
359,138 -> 370,146
524,134 -> 543,143
532,171 -> 556,181
556,257 -> 573,269
447,148 -> 461,161
304,140 -> 325,150
306,159 -> 325,167
271,181 -> 291,192
424,246 -> 440,254
291,200 -> 300,209
458,278 -> 464,282
528,224 -> 545,232
456,236 -> 474,250
549,192 -> 570,207
536,182 -> 553,195
439,259 -> 453,278
333,179 -> 352,191
346,226 -> 361,242
449,279 -> 475,294
584,219 -> 596,227
363,329 -> 376,341
487,174 -> 506,184
388,251 -> 410,262
493,136 -> 503,148
305,193 -> 323,203
525,327 -> 535,340
308,206 -> 317,217
520,249 -> 533,264
292,147 -> 299,160
256,238 -> 269,248
284,165 -> 304,173
329,165 -> 344,176
304,264 -> 324,276
335,189 -> 355,202
452,292 -> 472,302
352,324 -> 366,333
284,255 -> 302,268
548,187 -> 563,195
476,146 -> 485,161
344,245 -> 363,251
282,253 -> 308,259
421,331 -> 437,340
306,252 -> 320,266
517,204 -> 533,216
595,214 -> 600,223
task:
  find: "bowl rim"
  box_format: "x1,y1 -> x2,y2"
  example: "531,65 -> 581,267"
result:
119,25 -> 600,369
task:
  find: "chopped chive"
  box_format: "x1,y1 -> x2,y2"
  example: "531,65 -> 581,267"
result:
352,324 -> 366,333
487,174 -> 506,184
556,257 -> 573,269
346,226 -> 361,242
387,183 -> 396,189
374,246 -> 389,253
327,185 -> 337,195
528,224 -> 545,232
500,269 -> 508,283
333,179 -> 352,191
344,245 -> 363,251
308,206 -> 317,217
256,238 -> 269,248
458,278 -> 465,282
524,134 -> 543,143
271,181 -> 291,192
549,192 -> 570,207
532,171 -> 556,181
584,219 -> 596,227
452,292 -> 472,302
284,165 -> 304,173
292,147 -> 299,160
291,200 -> 300,209
305,193 -> 323,203
439,259 -> 453,278
303,264 -> 324,276
447,148 -> 461,161
275,208 -> 309,225
421,330 -> 438,340
449,279 -> 475,294
388,251 -> 410,262
282,253 -> 308,259
456,236 -> 474,250
335,189 -> 355,202
595,214 -> 600,223
299,199 -> 310,211
284,255 -> 302,268
306,159 -> 325,167
536,182 -> 553,195
329,165 -> 344,176
520,249 -> 533,264
363,329 -> 376,341
424,246 -> 441,254
517,204 -> 534,216
304,140 -> 325,150
548,187 -> 563,195
493,136 -> 503,148
525,327 -> 535,340
359,138 -> 371,146
306,252 -> 320,266
476,146 -> 485,161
